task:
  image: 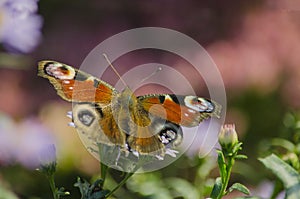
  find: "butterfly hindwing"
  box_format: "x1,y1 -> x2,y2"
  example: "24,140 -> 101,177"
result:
72,103 -> 126,152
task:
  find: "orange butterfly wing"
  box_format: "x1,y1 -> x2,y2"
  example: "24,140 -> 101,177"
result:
38,61 -> 127,152
38,60 -> 117,104
137,94 -> 221,127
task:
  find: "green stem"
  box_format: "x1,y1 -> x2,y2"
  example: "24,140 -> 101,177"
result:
101,162 -> 109,187
217,157 -> 234,199
48,175 -> 58,199
270,179 -> 283,199
105,172 -> 134,198
0,53 -> 30,69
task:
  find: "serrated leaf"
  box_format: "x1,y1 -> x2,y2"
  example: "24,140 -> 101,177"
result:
259,154 -> 300,199
210,177 -> 222,198
228,183 -> 250,195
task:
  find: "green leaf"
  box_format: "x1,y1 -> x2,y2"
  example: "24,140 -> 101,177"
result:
210,177 -> 222,198
74,177 -> 109,199
0,184 -> 19,199
126,173 -> 173,199
217,150 -> 227,180
234,197 -> 262,199
228,183 -> 250,195
100,162 -> 108,186
57,187 -> 70,197
165,177 -> 199,199
271,138 -> 295,151
235,154 -> 248,160
232,142 -> 243,154
295,143 -> 300,154
259,154 -> 300,199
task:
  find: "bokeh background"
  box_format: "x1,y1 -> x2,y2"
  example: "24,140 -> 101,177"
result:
1,0 -> 300,198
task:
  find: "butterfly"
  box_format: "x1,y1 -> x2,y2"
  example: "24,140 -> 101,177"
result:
38,60 -> 221,161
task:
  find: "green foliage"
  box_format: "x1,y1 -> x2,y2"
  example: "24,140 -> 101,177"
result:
228,183 -> 250,195
255,112 -> 300,198
0,184 -> 19,199
126,173 -> 200,199
39,164 -> 70,199
260,154 -> 300,199
74,178 -> 109,199
10,113 -> 300,199
210,124 -> 250,199
38,145 -> 70,199
210,177 -> 222,198
4,109 -> 300,199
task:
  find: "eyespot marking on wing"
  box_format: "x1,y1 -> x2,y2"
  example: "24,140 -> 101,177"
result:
44,62 -> 76,80
184,96 -> 214,113
77,109 -> 95,127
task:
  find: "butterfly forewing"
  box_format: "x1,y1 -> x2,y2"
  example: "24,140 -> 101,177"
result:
38,61 -> 117,104
137,94 -> 221,127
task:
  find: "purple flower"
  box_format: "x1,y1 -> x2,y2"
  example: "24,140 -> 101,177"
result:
0,113 -> 56,169
0,0 -> 43,53
39,144 -> 56,166
38,144 -> 56,176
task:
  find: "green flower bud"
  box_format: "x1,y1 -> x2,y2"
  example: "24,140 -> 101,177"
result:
218,124 -> 238,152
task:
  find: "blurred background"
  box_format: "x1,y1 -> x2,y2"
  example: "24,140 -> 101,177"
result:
1,0 -> 300,198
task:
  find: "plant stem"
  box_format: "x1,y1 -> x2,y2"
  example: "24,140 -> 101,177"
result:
217,157 -> 234,199
105,172 -> 134,198
101,162 -> 109,187
48,175 -> 58,199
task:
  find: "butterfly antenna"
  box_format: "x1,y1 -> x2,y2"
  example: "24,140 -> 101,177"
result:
140,66 -> 162,84
103,53 -> 127,87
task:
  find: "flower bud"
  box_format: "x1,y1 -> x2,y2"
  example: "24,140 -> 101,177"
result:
38,144 -> 57,176
218,124 -> 238,151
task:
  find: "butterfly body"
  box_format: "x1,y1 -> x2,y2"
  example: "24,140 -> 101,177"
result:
38,61 -> 221,159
